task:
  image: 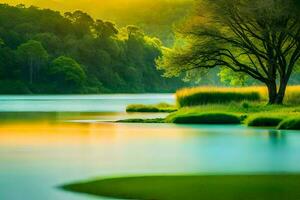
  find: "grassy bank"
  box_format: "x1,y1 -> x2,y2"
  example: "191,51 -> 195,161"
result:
176,86 -> 300,107
121,86 -> 300,129
120,102 -> 300,129
126,103 -> 177,113
117,118 -> 165,123
247,116 -> 284,127
166,102 -> 300,121
167,112 -> 241,124
278,117 -> 300,130
62,174 -> 300,200
176,87 -> 262,107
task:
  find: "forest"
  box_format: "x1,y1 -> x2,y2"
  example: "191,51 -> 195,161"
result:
0,4 -> 185,94
1,0 -> 193,46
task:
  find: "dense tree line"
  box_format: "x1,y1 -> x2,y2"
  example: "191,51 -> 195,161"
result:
0,4 -> 184,94
2,0 -> 193,46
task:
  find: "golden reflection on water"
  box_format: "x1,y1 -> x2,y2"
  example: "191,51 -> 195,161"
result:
0,120 -> 189,147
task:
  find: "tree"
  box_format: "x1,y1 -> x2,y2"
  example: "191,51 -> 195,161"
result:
16,40 -> 48,84
65,10 -> 94,37
48,56 -> 86,93
157,0 -> 300,104
94,20 -> 118,38
0,4 -> 185,94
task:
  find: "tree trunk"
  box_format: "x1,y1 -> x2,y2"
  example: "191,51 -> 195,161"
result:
267,82 -> 277,105
29,57 -> 33,84
275,78 -> 288,105
266,78 -> 288,105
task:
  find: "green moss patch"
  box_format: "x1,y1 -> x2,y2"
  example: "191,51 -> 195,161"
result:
62,175 -> 300,200
247,116 -> 284,127
167,112 -> 241,124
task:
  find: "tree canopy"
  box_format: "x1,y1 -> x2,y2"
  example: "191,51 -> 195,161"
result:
49,56 -> 86,93
1,0 -> 194,46
0,4 -> 185,94
158,0 -> 300,104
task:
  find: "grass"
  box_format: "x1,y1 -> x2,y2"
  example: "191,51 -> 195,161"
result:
62,174 -> 300,200
247,116 -> 284,127
117,118 -> 165,123
126,103 -> 177,113
176,86 -> 300,107
278,117 -> 300,130
163,102 -> 300,127
176,86 -> 263,107
122,86 -> 300,127
168,102 -> 300,117
167,112 -> 241,124
166,103 -> 300,120
121,102 -> 300,128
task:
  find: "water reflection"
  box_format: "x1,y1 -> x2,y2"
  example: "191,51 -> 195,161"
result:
268,130 -> 286,146
1,113 -> 300,200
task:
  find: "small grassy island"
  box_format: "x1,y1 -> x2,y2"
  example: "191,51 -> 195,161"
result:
121,86 -> 300,130
126,103 -> 177,113
62,174 -> 300,200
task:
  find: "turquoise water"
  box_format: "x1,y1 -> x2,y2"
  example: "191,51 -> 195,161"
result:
0,94 -> 174,112
0,95 -> 300,200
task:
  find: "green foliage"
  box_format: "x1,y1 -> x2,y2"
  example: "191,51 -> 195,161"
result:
247,116 -> 284,127
49,56 -> 86,93
0,80 -> 31,94
0,4 -> 185,94
16,40 -> 48,83
62,175 -> 300,200
278,118 -> 300,130
85,0 -> 194,46
165,102 -> 300,124
157,0 -> 300,104
167,112 -> 241,124
126,103 -> 177,113
218,68 -> 248,86
176,88 -> 261,107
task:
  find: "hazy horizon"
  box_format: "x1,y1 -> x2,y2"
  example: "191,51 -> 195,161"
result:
0,0 -> 193,21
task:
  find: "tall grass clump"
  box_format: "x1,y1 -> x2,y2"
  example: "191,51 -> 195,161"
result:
176,86 -> 300,107
284,86 -> 300,105
247,116 -> 284,127
278,117 -> 300,130
168,112 -> 241,124
176,87 -> 263,107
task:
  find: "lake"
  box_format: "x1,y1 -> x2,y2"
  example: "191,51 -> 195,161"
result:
1,95 -> 300,200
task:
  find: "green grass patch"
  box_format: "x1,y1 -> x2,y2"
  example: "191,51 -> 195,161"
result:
247,116 -> 284,127
62,174 -> 300,200
167,112 -> 241,124
167,103 -> 300,117
117,118 -> 165,123
176,87 -> 262,107
278,117 -> 300,130
164,103 -> 300,125
126,103 -> 177,113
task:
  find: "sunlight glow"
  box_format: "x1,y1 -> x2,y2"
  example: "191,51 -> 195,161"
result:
0,0 -> 192,20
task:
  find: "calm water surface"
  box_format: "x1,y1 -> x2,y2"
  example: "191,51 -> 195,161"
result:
0,95 -> 300,200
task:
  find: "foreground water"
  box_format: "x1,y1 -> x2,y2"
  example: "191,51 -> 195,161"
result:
1,95 -> 300,200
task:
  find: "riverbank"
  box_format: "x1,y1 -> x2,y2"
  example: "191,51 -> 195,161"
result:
62,174 -> 300,200
123,86 -> 300,130
122,102 -> 300,129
